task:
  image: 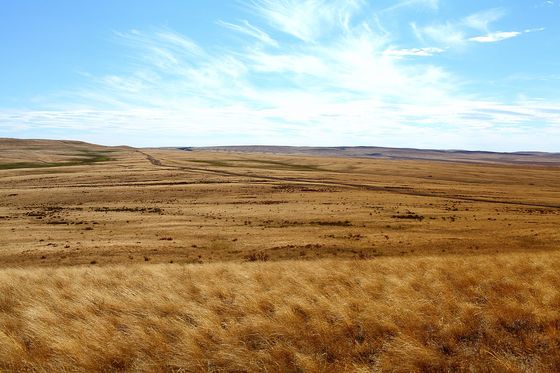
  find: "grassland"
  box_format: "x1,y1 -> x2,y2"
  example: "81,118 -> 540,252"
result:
0,138 -> 559,371
1,141 -> 559,267
1,252 -> 559,372
0,150 -> 113,170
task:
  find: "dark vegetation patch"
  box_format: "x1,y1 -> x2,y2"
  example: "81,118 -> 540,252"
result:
392,212 -> 425,221
310,220 -> 352,226
325,233 -> 365,240
270,244 -> 323,250
25,206 -> 84,219
229,200 -> 288,205
272,185 -> 338,193
92,207 -> 163,214
238,158 -> 323,171
258,219 -> 352,227
46,220 -> 70,225
0,150 -> 113,170
188,159 -> 232,168
0,162 -> 67,170
188,158 -> 323,172
243,251 -> 269,262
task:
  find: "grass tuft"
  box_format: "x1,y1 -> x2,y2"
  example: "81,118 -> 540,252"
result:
1,252 -> 559,371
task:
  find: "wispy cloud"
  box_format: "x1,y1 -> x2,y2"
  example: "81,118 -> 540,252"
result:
413,7 -> 541,47
469,31 -> 521,43
384,47 -> 445,57
380,0 -> 439,13
217,20 -> 279,47
462,8 -> 506,32
247,0 -> 362,42
0,1 -> 557,150
411,22 -> 466,46
469,27 -> 544,43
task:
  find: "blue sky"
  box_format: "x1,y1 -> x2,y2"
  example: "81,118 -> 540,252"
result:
1,0 -> 559,151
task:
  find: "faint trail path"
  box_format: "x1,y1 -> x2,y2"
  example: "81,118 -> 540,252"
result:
137,150 -> 560,210
145,153 -> 162,166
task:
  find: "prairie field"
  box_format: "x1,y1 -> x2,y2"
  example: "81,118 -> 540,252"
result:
2,252 -> 560,372
1,138 -> 560,371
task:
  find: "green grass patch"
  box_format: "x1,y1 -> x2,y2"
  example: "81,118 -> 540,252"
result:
188,158 -> 323,172
189,159 -> 232,168
0,150 -> 113,170
0,162 -> 58,170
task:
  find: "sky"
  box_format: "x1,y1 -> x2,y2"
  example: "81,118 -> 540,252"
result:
0,0 -> 559,151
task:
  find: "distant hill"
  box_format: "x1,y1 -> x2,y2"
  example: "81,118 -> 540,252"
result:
0,138 -> 123,169
1,139 -> 558,166
181,145 -> 560,165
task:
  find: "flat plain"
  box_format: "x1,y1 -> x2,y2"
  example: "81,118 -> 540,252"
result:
1,138 -> 560,371
1,138 -> 560,267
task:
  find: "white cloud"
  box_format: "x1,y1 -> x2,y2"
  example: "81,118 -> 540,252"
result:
380,0 -> 439,13
469,31 -> 521,43
383,47 -> 445,57
470,27 -> 544,43
0,1 -> 557,151
217,20 -> 279,47
462,8 -> 506,32
3,97 -> 559,150
411,22 -> 466,46
413,8 -> 542,47
247,0 -> 362,42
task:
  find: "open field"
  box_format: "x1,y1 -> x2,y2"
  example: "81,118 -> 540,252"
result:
1,252 -> 560,372
1,138 -> 560,371
1,139 -> 559,267
195,145 -> 560,166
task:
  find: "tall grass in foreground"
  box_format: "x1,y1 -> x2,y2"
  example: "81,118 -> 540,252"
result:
1,252 -> 559,372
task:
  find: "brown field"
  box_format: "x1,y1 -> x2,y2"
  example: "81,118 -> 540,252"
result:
1,138 -> 560,371
2,253 -> 560,372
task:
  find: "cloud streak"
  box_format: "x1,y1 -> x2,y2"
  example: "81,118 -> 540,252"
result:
383,47 -> 445,57
217,20 -> 279,47
413,7 -> 543,46
0,1 -> 556,151
469,28 -> 544,43
469,31 -> 521,43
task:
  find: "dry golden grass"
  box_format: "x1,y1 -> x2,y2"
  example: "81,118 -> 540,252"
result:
1,252 -> 560,372
1,140 -> 560,267
2,139 -> 560,371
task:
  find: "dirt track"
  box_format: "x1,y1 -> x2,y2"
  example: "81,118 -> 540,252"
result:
138,150 -> 560,209
1,140 -> 559,267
